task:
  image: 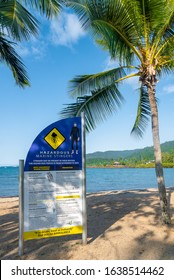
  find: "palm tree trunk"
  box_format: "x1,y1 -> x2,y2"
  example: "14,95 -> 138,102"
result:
148,82 -> 171,224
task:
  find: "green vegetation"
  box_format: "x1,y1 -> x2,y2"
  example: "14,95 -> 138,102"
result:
87,141 -> 174,168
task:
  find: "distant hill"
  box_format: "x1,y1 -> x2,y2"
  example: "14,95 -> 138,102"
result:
86,140 -> 174,162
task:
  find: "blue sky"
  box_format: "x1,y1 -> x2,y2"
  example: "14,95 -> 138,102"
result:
0,10 -> 174,166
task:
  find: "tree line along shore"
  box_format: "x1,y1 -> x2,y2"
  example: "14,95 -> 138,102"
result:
87,152 -> 174,168
87,162 -> 174,168
86,141 -> 174,168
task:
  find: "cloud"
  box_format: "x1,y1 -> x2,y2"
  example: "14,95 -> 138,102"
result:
17,38 -> 46,60
125,73 -> 139,89
17,45 -> 30,57
50,12 -> 86,47
103,57 -> 117,70
16,12 -> 86,59
162,85 -> 174,94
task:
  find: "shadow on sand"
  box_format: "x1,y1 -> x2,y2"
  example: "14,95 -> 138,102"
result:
0,189 -> 174,260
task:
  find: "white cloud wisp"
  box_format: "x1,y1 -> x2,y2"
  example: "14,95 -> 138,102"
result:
50,12 -> 86,47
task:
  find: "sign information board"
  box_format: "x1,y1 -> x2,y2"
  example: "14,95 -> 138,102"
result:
23,117 -> 84,240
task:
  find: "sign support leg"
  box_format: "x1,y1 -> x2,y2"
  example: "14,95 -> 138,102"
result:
19,159 -> 24,256
81,112 -> 87,245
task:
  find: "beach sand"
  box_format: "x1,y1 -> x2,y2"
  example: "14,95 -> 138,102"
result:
1,188 -> 174,260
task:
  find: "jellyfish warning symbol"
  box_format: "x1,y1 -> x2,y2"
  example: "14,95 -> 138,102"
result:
44,128 -> 66,150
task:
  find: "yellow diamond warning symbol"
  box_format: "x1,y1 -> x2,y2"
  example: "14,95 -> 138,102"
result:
44,128 -> 66,150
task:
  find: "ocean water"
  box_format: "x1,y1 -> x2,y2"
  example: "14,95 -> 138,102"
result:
0,166 -> 174,197
0,166 -> 19,197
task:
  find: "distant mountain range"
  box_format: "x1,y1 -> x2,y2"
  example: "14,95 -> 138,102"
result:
86,140 -> 174,161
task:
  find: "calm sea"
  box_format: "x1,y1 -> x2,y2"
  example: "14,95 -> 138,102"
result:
0,166 -> 174,197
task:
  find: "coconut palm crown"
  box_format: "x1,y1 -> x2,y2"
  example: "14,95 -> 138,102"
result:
0,0 -> 64,87
60,0 -> 174,224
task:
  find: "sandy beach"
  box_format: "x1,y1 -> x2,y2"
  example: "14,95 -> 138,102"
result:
1,188 -> 174,260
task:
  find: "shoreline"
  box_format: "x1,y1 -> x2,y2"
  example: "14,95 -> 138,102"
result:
1,188 -> 174,260
87,165 -> 174,168
1,165 -> 174,168
87,165 -> 130,168
1,186 -> 174,199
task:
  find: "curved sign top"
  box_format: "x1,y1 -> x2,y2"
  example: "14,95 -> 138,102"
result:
24,117 -> 82,172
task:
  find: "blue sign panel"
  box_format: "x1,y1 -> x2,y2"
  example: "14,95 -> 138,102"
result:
24,117 -> 82,172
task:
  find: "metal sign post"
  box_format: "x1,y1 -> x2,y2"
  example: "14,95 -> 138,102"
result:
81,112 -> 87,245
19,159 -> 24,256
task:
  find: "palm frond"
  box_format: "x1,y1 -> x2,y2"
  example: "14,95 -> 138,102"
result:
66,0 -> 90,29
60,84 -> 124,132
150,0 -> 174,51
158,58 -> 174,76
23,0 -> 64,18
68,0 -> 144,63
131,84 -> 151,137
92,20 -> 141,64
69,66 -> 130,97
0,35 -> 29,87
0,0 -> 39,41
138,0 -> 169,30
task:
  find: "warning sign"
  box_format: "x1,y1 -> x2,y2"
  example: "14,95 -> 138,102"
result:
23,117 -> 86,245
44,128 -> 65,150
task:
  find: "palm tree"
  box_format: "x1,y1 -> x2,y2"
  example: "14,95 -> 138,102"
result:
61,0 -> 174,224
0,0 -> 64,87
